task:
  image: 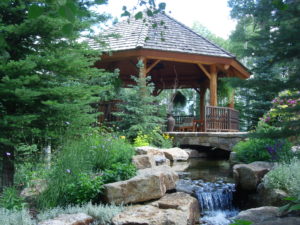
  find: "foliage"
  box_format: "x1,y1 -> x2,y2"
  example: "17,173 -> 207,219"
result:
133,133 -> 151,147
228,0 -> 300,135
0,186 -> 26,210
38,131 -> 135,208
0,201 -> 123,225
263,158 -> 300,198
37,202 -> 123,225
0,208 -> 34,225
115,75 -> 166,140
14,162 -> 49,189
102,163 -> 136,184
279,196 -> 300,214
230,219 -> 253,225
233,138 -> 292,163
64,172 -> 104,205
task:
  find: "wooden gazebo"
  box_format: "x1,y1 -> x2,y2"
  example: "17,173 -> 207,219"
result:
92,13 -> 250,132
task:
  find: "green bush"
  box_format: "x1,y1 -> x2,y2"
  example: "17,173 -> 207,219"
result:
38,130 -> 136,208
103,163 -> 136,183
263,158 -> 300,198
64,172 -> 104,205
0,187 -> 27,210
233,138 -> 292,163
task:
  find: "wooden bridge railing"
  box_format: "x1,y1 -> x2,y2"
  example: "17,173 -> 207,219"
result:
173,106 -> 239,132
205,106 -> 239,132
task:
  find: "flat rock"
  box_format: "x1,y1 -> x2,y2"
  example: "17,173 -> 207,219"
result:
135,146 -> 160,155
233,161 -> 274,191
233,206 -> 300,225
162,147 -> 189,161
103,165 -> 178,204
112,192 -> 200,225
38,213 -> 93,225
132,154 -> 155,169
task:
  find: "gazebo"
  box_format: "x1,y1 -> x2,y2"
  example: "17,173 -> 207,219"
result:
93,13 -> 250,132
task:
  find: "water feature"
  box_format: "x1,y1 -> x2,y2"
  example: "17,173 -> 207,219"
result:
175,157 -> 239,225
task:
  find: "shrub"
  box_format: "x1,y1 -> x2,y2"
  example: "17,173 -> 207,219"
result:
64,172 -> 104,205
102,163 -> 136,183
0,187 -> 27,210
0,208 -> 34,225
233,138 -> 292,163
38,131 -> 136,208
133,133 -> 151,147
263,158 -> 300,198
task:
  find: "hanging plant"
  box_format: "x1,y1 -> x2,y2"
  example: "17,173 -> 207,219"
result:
173,91 -> 187,107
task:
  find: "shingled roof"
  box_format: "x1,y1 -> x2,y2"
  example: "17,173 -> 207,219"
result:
92,12 -> 234,59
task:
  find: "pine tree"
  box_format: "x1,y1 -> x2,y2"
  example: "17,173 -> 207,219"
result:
0,0 -> 117,187
228,0 -> 300,137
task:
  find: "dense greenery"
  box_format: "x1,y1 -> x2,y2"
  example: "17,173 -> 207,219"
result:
38,131 -> 135,208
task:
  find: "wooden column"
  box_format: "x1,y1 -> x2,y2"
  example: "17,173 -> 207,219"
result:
200,87 -> 207,121
209,64 -> 217,106
138,57 -> 147,94
228,90 -> 235,108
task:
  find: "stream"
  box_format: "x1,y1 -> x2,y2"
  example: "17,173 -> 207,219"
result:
176,158 -> 239,225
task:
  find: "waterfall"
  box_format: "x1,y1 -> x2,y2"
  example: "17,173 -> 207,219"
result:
194,180 -> 238,225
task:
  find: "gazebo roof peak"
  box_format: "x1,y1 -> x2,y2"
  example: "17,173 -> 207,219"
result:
92,12 -> 234,59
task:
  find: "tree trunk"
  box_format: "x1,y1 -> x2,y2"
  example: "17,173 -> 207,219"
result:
1,144 -> 14,189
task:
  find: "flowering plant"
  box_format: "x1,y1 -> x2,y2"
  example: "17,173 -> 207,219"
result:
261,90 -> 300,125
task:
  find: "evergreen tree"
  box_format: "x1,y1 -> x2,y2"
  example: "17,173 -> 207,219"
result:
0,0 -> 117,187
228,0 -> 300,137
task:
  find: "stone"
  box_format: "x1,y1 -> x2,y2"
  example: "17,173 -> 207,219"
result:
171,161 -> 190,172
162,147 -> 189,161
233,206 -> 300,225
153,154 -> 171,166
135,146 -> 160,155
132,154 -> 155,169
112,193 -> 200,225
184,149 -> 207,158
103,165 -> 178,204
21,179 -> 47,201
38,213 -> 93,225
256,183 -> 288,206
233,161 -> 274,191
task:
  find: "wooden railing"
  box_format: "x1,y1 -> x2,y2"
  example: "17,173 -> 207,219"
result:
173,106 -> 239,132
205,106 -> 239,132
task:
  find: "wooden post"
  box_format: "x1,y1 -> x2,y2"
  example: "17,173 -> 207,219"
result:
138,57 -> 147,94
200,87 -> 207,121
209,64 -> 217,106
228,90 -> 235,108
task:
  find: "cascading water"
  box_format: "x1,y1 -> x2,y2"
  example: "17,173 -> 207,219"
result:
177,178 -> 238,225
195,180 -> 238,225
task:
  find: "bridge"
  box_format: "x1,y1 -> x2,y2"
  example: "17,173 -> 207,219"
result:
166,132 -> 247,151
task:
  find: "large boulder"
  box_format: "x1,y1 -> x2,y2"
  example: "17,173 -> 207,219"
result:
112,192 -> 200,225
253,183 -> 288,206
162,147 -> 189,161
135,146 -> 170,166
233,206 -> 300,225
233,161 -> 274,191
103,165 -> 178,204
38,213 -> 93,225
132,154 -> 155,169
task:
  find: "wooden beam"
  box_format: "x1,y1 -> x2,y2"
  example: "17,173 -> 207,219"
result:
194,88 -> 201,95
228,90 -> 235,109
200,87 -> 207,121
197,63 -> 211,80
224,64 -> 230,70
209,64 -> 217,106
146,59 -> 161,74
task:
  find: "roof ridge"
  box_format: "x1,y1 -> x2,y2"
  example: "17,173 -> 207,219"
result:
162,13 -> 235,58
135,17 -> 149,48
